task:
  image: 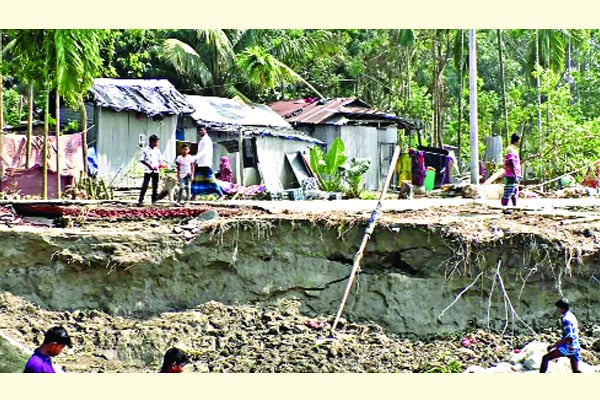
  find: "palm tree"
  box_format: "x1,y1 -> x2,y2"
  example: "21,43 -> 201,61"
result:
160,29 -> 328,99
10,30 -> 104,198
0,31 -> 5,185
236,45 -> 324,98
524,29 -> 589,184
52,29 -> 105,197
497,29 -> 509,144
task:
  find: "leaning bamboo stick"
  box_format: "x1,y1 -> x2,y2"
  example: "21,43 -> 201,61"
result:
330,145 -> 401,333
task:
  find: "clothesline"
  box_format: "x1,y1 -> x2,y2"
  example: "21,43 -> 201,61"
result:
525,161 -> 599,190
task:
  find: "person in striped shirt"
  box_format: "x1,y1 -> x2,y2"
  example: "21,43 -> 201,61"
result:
539,297 -> 582,373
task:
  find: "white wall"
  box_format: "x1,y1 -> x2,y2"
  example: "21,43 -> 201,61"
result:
340,126 -> 379,190
95,108 -> 177,187
255,136 -> 317,190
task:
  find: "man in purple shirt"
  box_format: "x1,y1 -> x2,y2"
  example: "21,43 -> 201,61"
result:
23,326 -> 72,373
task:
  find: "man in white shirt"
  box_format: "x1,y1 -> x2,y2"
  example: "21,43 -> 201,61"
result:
195,127 -> 213,168
191,127 -> 224,199
137,134 -> 163,206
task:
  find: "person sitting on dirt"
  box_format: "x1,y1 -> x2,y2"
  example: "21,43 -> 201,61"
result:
23,326 -> 72,373
175,143 -> 195,204
539,297 -> 581,373
159,347 -> 189,373
501,133 -> 522,211
138,134 -> 165,206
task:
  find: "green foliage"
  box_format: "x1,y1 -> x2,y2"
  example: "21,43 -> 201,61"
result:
309,138 -> 371,198
343,158 -> 371,198
423,351 -> 464,373
5,28 -> 600,186
63,119 -> 80,133
359,191 -> 378,200
525,69 -> 600,184
309,138 -> 346,192
2,88 -> 25,126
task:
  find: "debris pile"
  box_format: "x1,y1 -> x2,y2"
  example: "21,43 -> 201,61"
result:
1,292 -> 599,373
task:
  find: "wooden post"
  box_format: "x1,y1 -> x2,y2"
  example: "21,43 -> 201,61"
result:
80,101 -> 88,176
26,83 -> 33,169
331,145 -> 401,333
237,128 -> 243,186
55,93 -> 61,198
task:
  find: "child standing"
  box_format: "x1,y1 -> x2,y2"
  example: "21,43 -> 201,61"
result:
138,134 -> 164,206
175,144 -> 195,204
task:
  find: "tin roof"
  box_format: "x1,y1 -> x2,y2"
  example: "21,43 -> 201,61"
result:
185,95 -> 324,145
270,97 -> 420,130
186,95 -> 291,128
89,78 -> 194,117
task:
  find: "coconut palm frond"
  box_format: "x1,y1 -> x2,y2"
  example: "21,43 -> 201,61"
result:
196,29 -> 236,64
269,30 -> 339,66
236,46 -> 280,89
273,57 -> 324,99
162,38 -> 212,85
223,84 -> 252,104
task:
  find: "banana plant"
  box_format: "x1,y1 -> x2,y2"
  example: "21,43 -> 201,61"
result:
309,137 -> 347,192
343,158 -> 371,198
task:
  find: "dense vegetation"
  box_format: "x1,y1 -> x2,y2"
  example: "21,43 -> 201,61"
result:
2,29 -> 600,184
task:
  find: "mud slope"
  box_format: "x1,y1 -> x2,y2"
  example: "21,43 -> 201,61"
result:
1,202 -> 600,336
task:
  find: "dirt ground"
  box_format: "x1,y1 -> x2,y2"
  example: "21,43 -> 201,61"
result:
1,291 -> 599,373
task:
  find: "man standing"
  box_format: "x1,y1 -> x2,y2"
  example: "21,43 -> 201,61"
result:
138,134 -> 164,206
539,297 -> 582,373
23,326 -> 72,373
501,133 -> 522,211
191,127 -> 224,199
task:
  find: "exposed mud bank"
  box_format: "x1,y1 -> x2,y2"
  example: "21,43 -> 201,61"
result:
1,202 -> 600,337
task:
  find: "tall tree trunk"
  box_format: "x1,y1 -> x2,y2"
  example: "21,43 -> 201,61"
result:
535,30 -> 544,189
0,31 -> 4,188
26,83 -> 33,169
55,92 -> 61,198
457,29 -> 465,170
469,30 -> 479,185
79,101 -> 88,175
43,90 -> 49,199
497,29 -> 509,143
431,32 -> 438,147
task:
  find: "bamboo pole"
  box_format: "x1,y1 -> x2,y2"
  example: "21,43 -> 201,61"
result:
80,101 -> 88,175
237,128 -> 243,186
0,32 -> 4,187
55,92 -> 61,198
26,83 -> 33,169
330,144 -> 401,333
42,90 -> 49,199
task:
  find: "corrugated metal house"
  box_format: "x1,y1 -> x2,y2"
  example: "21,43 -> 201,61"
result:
180,96 -> 324,192
270,98 -> 419,191
61,78 -> 193,187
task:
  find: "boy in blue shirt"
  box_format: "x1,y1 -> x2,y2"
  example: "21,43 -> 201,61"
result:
539,297 -> 581,373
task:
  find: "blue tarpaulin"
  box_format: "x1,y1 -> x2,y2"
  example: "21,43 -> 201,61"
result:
89,78 -> 194,117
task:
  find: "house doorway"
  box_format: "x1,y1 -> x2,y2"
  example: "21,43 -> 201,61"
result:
379,143 -> 396,190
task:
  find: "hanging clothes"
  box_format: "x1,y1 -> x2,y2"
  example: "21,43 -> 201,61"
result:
409,149 -> 425,186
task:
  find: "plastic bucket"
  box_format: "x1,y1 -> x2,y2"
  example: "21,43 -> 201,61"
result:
424,167 -> 436,191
